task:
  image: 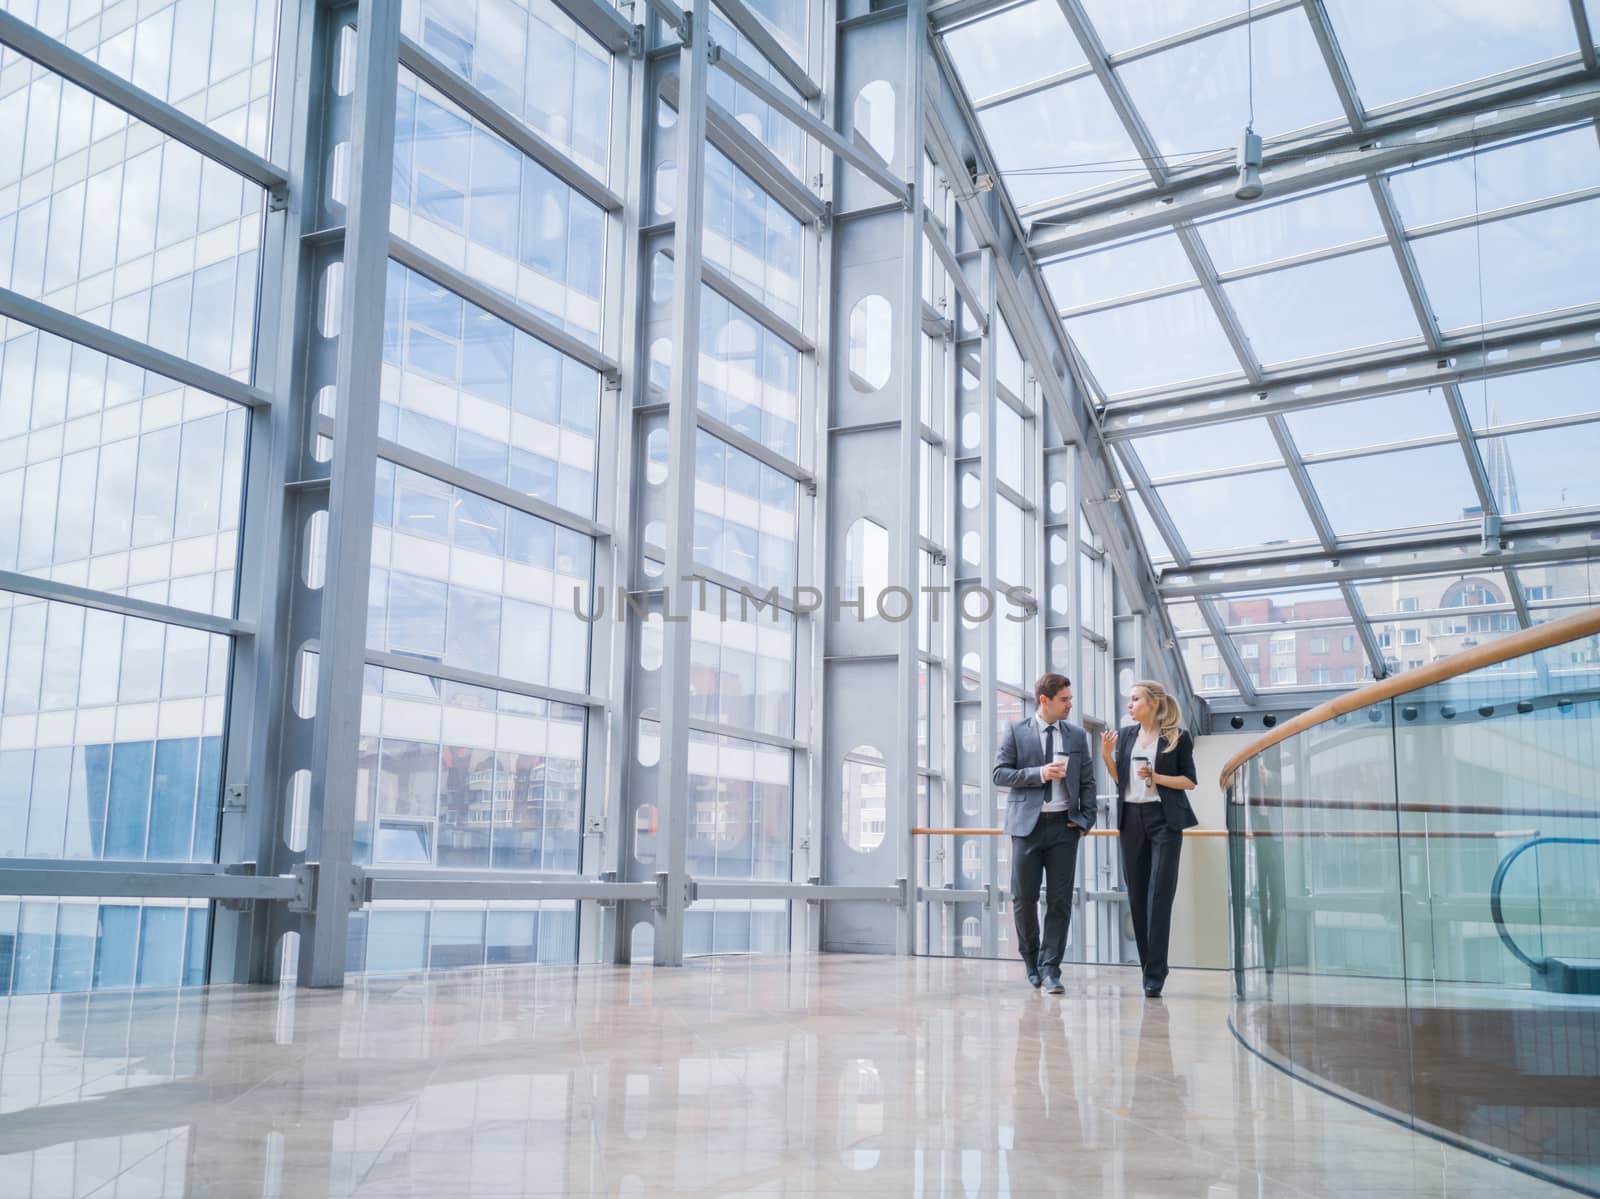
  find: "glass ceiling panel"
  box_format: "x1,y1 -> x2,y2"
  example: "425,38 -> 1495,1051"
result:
1164,599 -> 1208,633
1386,127 -> 1600,231
1125,487 -> 1176,562
1410,198 -> 1600,333
1040,232 -> 1196,312
1517,559 -> 1600,606
1229,624 -> 1367,689
1479,421 -> 1600,515
1222,247 -> 1422,366
1320,0 -> 1580,112
978,79 -> 1147,208
1076,0 -> 1246,54
1357,570 -> 1522,616
1156,470 -> 1317,555
1064,290 -> 1243,394
1285,388 -> 1456,453
1198,183 -> 1384,274
1215,584 -> 1353,626
1178,636 -> 1238,695
1127,417 -> 1280,480
1117,10 -> 1347,166
1306,443 -> 1482,536
1462,361 -> 1600,431
944,0 -> 1085,101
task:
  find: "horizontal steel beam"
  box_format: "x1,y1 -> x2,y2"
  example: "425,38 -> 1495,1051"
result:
364,870 -> 659,904
1102,308 -> 1600,438
549,0 -> 636,55
0,10 -> 288,197
0,285 -> 271,410
369,428 -> 613,540
1028,77 -> 1600,258
1159,509 -> 1600,595
928,0 -> 1024,29
711,0 -> 819,100
0,568 -> 250,637
685,717 -> 805,751
690,879 -> 907,903
386,236 -> 620,379
363,648 -> 608,709
398,36 -> 623,213
0,859 -> 298,901
702,261 -> 814,352
708,39 -> 902,200
660,72 -> 825,223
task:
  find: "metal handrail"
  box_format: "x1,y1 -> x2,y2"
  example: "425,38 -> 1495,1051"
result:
1487,835 -> 1600,972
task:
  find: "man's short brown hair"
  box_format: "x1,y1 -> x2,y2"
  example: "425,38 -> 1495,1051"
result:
1034,673 -> 1071,702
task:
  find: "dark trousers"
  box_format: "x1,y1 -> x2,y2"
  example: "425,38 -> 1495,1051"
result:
1011,813 -> 1081,971
1120,802 -> 1183,987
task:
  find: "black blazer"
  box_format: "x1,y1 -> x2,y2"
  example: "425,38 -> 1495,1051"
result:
1114,725 -> 1200,833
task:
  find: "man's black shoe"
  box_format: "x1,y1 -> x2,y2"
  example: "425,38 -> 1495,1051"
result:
1143,983 -> 1163,999
1043,968 -> 1065,995
1023,956 -> 1042,988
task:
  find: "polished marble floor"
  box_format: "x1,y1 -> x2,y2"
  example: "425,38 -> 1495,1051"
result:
0,954 -> 1579,1197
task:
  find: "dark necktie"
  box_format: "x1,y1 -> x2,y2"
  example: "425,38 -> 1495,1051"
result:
1043,724 -> 1055,778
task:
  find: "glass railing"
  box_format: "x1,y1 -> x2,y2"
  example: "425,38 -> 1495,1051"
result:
912,808 -> 1230,969
1223,605 -> 1600,1196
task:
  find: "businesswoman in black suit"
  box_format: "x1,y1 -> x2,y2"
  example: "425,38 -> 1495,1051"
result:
1099,680 -> 1198,998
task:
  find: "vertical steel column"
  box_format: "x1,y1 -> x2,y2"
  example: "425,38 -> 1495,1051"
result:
298,0 -> 399,987
653,0 -> 713,966
894,0 -> 929,954
210,0 -> 320,984
585,8 -> 648,967
976,251 -> 999,959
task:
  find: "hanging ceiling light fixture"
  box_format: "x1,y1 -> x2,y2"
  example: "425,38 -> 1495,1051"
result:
1235,0 -> 1264,201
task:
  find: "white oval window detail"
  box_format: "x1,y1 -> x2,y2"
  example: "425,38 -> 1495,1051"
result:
302,509 -> 328,590
633,808 -> 658,868
328,142 -> 351,208
637,716 -> 661,766
961,530 -> 979,565
843,744 -> 887,853
1119,667 -> 1136,697
645,429 -> 668,485
961,784 -> 980,816
1052,634 -> 1071,665
848,295 -> 892,392
961,411 -> 981,451
293,646 -> 318,720
845,518 -> 890,617
319,261 -> 343,339
1051,583 -> 1070,615
961,840 -> 982,882
648,337 -> 672,395
640,612 -> 664,671
1049,533 -> 1068,566
1049,480 -> 1069,514
961,651 -> 980,689
654,162 -> 676,218
651,250 -> 674,304
853,81 -> 895,166
960,473 -> 980,509
285,769 -> 311,854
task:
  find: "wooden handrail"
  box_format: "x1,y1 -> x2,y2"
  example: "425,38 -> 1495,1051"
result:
1218,604 -> 1600,791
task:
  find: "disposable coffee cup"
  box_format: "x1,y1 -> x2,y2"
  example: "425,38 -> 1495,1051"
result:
1133,755 -> 1151,787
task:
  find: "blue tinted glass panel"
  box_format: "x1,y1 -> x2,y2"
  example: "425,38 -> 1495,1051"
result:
104,741 -> 154,860
1064,290 -> 1243,394
943,0 -> 1084,100
1041,232 -> 1195,311
1307,444 -> 1482,535
977,79 -> 1145,207
1157,471 -> 1317,554
94,906 -> 139,989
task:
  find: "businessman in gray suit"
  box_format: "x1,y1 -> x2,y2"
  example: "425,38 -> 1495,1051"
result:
993,673 -> 1097,994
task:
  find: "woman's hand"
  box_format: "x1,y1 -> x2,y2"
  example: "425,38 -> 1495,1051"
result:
1099,730 -> 1117,760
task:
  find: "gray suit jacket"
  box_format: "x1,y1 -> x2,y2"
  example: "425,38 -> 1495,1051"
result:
992,718 -> 1097,836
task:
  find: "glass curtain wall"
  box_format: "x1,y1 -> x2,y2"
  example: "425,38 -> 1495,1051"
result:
0,0 -> 272,994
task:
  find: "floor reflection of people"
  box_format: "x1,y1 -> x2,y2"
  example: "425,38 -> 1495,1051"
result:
1010,1002 -> 1084,1156
1252,752 -> 1287,998
1129,998 -> 1182,1120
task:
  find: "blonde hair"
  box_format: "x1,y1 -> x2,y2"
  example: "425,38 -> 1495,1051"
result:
1133,680 -> 1182,752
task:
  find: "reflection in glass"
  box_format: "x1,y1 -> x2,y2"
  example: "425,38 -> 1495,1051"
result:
698,288 -> 800,461
692,432 -> 797,593
842,745 -> 886,853
392,69 -> 605,344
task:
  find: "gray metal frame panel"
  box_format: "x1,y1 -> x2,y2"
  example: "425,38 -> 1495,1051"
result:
550,0 -> 637,55
0,569 -> 247,637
